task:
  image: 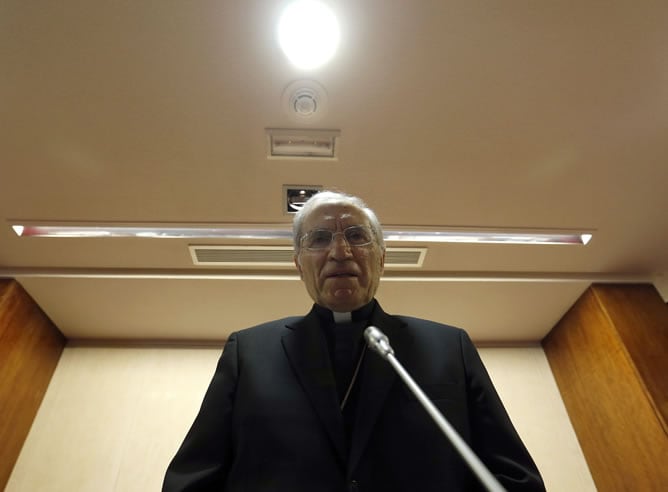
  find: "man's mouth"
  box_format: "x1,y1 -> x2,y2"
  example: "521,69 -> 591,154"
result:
327,272 -> 357,278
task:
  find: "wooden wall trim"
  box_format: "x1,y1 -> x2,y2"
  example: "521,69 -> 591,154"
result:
0,279 -> 66,490
592,284 -> 668,434
543,283 -> 668,491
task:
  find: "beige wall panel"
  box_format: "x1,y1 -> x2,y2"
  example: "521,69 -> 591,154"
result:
479,347 -> 596,491
8,345 -> 592,491
6,346 -> 221,492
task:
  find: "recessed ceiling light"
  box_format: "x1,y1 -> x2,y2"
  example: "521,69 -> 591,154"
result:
284,186 -> 322,213
278,0 -> 340,70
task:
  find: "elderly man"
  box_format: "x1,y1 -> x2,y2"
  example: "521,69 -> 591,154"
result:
163,191 -> 545,492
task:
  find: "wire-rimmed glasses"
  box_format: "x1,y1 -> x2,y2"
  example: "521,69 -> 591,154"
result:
300,225 -> 375,251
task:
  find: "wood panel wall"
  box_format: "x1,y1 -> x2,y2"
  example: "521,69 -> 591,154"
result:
0,279 -> 66,490
543,283 -> 668,491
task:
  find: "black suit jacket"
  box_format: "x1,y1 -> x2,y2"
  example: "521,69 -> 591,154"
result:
163,301 -> 545,491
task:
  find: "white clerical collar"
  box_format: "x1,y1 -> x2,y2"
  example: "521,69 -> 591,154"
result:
332,311 -> 352,323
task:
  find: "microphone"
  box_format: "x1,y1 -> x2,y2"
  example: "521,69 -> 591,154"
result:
364,325 -> 394,358
363,326 -> 507,492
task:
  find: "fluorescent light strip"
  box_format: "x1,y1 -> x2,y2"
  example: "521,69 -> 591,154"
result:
384,230 -> 592,245
10,224 -> 593,245
12,225 -> 294,240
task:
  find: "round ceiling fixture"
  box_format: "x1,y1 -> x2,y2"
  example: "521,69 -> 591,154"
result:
282,79 -> 328,123
277,1 -> 340,70
292,88 -> 318,117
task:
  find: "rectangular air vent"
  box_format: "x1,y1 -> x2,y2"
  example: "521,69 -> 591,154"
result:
266,129 -> 340,159
189,246 -> 426,268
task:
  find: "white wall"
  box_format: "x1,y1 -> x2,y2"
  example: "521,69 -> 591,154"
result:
7,345 -> 595,491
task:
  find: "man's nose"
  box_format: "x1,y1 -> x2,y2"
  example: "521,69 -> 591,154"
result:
328,233 -> 353,259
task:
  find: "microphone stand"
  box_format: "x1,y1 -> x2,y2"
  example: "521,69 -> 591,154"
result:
364,326 -> 507,492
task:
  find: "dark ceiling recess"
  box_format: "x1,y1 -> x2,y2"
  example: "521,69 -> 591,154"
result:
284,186 -> 322,214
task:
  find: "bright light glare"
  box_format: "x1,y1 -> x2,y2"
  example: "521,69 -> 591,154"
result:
278,0 -> 340,70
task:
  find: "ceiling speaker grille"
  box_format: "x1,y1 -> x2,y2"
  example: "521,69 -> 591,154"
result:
189,246 -> 426,268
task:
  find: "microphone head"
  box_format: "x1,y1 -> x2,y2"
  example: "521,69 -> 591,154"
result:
364,326 -> 394,358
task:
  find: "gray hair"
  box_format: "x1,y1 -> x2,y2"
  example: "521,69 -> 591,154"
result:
292,191 -> 385,253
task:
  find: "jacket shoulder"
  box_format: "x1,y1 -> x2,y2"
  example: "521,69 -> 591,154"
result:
394,314 -> 465,335
231,316 -> 302,339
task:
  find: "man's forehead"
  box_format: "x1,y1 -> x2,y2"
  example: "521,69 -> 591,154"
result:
320,212 -> 353,221
306,205 -> 366,226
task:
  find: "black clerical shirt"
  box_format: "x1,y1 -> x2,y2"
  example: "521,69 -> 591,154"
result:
313,300 -> 377,450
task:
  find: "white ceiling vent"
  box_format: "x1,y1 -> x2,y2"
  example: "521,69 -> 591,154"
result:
267,128 -> 340,159
385,248 -> 427,267
190,246 -> 295,267
189,246 -> 427,268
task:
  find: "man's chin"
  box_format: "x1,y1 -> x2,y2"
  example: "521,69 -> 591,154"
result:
320,292 -> 368,313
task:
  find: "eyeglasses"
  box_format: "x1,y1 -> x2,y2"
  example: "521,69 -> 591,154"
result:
300,225 -> 375,251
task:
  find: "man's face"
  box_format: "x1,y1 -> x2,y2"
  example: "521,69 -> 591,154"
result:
294,204 -> 385,312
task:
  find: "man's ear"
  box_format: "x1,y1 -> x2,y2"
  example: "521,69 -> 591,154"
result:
379,250 -> 386,274
294,254 -> 304,279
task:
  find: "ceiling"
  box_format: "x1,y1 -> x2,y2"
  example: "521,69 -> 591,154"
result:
1,1 -> 667,345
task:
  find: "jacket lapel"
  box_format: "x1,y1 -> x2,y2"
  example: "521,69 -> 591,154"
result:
281,309 -> 347,467
348,305 -> 410,473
